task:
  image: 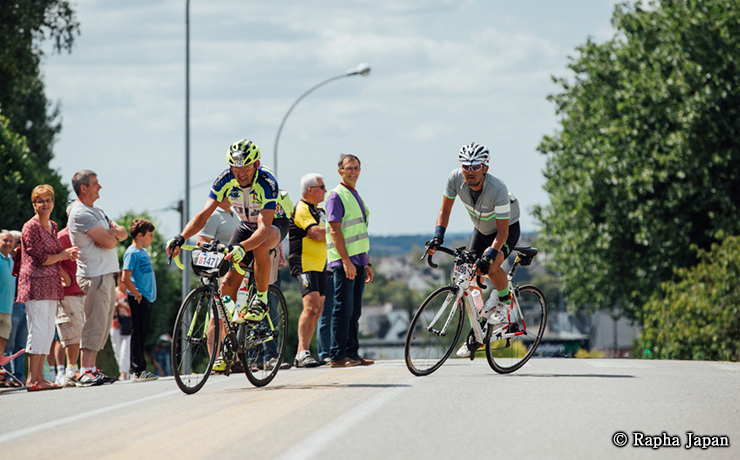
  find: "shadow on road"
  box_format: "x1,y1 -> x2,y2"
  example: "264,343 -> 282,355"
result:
226,383 -> 413,392
493,373 -> 635,379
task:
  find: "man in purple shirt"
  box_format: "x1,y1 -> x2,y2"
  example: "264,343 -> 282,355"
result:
325,154 -> 375,367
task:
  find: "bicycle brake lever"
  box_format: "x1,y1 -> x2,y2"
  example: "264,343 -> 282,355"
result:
476,275 -> 487,290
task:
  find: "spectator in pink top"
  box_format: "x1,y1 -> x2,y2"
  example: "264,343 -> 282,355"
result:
17,185 -> 79,391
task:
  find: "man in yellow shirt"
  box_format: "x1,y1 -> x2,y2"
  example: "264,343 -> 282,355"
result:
288,173 -> 328,367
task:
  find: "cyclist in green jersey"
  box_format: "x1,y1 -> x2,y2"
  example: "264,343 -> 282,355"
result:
167,139 -> 292,323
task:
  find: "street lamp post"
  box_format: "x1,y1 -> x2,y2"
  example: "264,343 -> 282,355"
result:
182,0 -> 192,373
183,0 -> 191,303
273,63 -> 371,178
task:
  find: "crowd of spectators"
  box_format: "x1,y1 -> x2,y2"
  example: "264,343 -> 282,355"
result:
1,170 -> 164,391
3,152 -> 377,391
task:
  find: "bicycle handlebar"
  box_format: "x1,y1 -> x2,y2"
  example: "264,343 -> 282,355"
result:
169,243 -> 246,276
423,243 -> 486,290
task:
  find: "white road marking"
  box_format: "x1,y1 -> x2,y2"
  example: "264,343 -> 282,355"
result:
0,389 -> 180,444
274,385 -> 408,460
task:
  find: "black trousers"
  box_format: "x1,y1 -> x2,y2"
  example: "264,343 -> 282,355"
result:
128,295 -> 153,374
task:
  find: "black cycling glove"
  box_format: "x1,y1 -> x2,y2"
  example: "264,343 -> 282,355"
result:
428,225 -> 446,250
476,247 -> 499,274
168,234 -> 185,253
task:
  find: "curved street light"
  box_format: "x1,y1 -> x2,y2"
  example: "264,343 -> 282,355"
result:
273,63 -> 371,178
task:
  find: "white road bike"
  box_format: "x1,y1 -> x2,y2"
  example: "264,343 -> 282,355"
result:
404,245 -> 547,376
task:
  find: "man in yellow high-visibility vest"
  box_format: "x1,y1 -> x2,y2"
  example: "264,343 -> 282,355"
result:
325,154 -> 375,368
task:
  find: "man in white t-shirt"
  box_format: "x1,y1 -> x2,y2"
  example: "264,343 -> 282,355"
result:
196,200 -> 240,246
68,170 -> 128,387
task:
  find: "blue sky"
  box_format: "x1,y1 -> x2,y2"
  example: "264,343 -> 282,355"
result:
44,0 -> 620,238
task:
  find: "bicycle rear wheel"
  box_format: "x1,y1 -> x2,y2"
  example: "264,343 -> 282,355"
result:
405,286 -> 464,376
172,286 -> 219,394
239,284 -> 289,387
486,285 -> 547,374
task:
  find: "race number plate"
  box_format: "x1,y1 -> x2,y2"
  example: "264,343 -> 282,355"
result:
195,252 -> 222,269
454,263 -> 469,277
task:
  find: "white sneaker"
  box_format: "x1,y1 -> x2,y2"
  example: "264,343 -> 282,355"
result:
456,342 -> 484,358
132,370 -> 159,382
487,303 -> 510,325
54,371 -> 66,387
456,344 -> 471,358
63,370 -> 79,387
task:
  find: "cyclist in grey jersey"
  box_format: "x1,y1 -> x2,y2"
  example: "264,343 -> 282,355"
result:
444,169 -> 520,235
427,142 -> 521,357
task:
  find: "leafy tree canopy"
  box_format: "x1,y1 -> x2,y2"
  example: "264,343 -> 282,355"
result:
535,0 -> 740,320
637,234 -> 740,361
1,113 -> 67,228
0,1 -> 79,229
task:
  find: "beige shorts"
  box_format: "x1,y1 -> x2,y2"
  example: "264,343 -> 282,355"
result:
78,273 -> 117,352
56,295 -> 86,347
0,312 -> 11,339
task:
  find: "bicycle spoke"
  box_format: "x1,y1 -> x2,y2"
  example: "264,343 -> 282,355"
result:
240,284 -> 289,387
172,287 -> 219,394
486,285 -> 547,374
405,286 -> 464,376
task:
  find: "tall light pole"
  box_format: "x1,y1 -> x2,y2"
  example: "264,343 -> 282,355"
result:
183,1 -> 191,302
273,63 -> 371,178
181,0 -> 192,373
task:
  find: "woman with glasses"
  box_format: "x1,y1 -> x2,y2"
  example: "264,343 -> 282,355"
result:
426,142 -> 521,358
17,185 -> 79,391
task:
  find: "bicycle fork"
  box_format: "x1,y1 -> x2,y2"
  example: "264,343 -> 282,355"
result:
426,289 -> 464,338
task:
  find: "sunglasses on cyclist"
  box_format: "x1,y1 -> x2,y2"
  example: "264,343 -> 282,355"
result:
310,185 -> 326,190
461,163 -> 485,172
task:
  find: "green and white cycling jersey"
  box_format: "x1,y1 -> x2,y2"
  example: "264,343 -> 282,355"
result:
208,166 -> 293,229
444,168 -> 520,235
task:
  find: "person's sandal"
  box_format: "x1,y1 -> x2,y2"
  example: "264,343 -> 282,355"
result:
27,381 -> 62,392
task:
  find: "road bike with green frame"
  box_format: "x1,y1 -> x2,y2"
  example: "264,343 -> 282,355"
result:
169,240 -> 288,394
404,245 -> 547,376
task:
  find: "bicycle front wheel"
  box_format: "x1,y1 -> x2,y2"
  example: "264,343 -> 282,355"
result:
239,284 -> 289,387
172,286 -> 220,394
486,285 -> 547,374
405,286 -> 464,376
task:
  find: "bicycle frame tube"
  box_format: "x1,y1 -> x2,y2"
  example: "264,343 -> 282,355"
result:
427,289 -> 463,337
463,291 -> 486,343
187,286 -> 214,340
457,272 -> 486,343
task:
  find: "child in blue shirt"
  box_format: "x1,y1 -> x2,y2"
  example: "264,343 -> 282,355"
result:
122,219 -> 158,381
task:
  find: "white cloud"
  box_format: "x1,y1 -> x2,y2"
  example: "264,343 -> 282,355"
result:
43,0 -> 617,236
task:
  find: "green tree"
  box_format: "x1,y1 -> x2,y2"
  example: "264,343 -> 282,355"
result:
637,234 -> 740,361
535,0 -> 740,320
0,0 -> 79,229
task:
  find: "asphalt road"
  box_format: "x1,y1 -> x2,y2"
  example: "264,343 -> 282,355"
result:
1,358 -> 738,460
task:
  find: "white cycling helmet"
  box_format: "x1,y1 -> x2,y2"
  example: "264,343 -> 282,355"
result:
458,142 -> 489,165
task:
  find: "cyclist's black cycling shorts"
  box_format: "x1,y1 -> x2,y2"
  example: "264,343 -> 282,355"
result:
468,221 -> 520,261
228,218 -> 289,268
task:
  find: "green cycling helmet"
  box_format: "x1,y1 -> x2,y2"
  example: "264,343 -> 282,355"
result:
227,139 -> 261,167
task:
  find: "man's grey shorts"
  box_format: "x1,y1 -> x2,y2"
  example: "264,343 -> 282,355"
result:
56,295 -> 86,347
78,273 -> 117,352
